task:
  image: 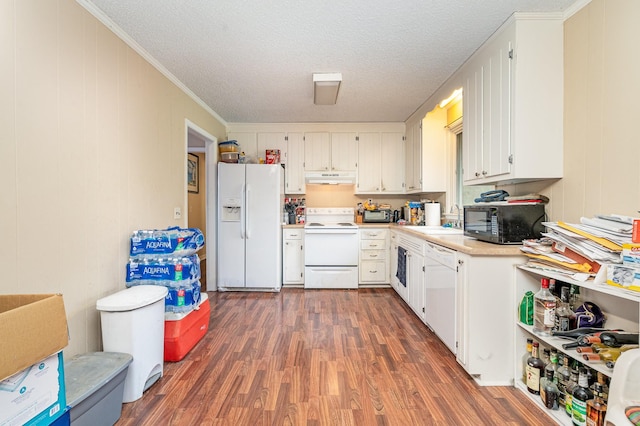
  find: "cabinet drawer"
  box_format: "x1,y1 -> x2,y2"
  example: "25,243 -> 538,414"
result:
360,240 -> 387,250
283,229 -> 303,240
360,250 -> 386,261
360,260 -> 387,282
360,229 -> 388,240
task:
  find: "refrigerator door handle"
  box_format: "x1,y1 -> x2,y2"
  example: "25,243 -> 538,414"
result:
245,184 -> 251,239
240,183 -> 246,239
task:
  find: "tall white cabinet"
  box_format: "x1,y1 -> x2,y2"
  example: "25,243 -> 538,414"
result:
461,14 -> 563,185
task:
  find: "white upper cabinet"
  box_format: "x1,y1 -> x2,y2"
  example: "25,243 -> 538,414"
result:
303,132 -> 331,171
257,132 -> 287,164
330,132 -> 358,171
461,14 -> 563,185
404,119 -> 421,193
286,132 -> 305,194
357,132 -> 405,194
303,132 -> 357,172
356,132 -> 381,192
380,132 -> 405,193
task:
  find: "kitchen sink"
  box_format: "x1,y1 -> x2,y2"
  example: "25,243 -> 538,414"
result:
403,225 -> 464,235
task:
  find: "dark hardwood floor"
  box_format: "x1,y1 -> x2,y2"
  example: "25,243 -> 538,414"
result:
117,288 -> 553,425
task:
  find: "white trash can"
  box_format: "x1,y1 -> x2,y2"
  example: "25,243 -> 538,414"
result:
96,285 -> 168,403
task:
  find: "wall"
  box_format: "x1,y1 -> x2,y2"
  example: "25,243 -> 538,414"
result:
510,0 -> 640,222
0,0 -> 226,356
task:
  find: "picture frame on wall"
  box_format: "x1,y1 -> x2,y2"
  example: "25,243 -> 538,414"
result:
187,153 -> 199,193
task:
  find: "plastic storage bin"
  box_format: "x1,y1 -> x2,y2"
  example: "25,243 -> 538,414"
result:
64,352 -> 132,426
96,285 -> 167,403
164,293 -> 210,361
218,140 -> 239,153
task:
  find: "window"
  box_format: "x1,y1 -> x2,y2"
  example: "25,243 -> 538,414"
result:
450,128 -> 494,211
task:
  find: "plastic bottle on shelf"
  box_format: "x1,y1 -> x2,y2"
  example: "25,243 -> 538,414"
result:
533,278 -> 556,336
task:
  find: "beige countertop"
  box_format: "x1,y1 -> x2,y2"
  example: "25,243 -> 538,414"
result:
391,225 -> 524,256
281,223 -> 523,256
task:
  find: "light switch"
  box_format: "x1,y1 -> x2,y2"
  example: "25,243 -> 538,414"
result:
173,207 -> 182,219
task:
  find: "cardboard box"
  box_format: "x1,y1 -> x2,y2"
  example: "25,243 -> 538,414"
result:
0,351 -> 66,426
265,149 -> 281,164
606,264 -> 640,292
622,243 -> 640,267
0,294 -> 68,381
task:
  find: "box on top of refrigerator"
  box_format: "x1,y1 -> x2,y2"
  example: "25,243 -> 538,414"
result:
265,149 -> 281,164
0,294 -> 68,381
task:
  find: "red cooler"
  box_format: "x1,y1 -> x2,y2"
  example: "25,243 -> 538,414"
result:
164,293 -> 210,361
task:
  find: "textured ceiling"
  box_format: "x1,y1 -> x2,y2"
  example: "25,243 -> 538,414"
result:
81,0 -> 578,124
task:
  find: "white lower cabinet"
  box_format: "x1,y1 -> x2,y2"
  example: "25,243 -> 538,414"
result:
282,229 -> 304,285
359,227 -> 389,285
455,252 -> 526,386
514,266 -> 640,425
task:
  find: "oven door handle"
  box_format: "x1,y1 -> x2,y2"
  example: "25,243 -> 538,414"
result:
304,229 -> 358,235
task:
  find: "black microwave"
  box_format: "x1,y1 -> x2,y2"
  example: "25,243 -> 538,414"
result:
463,203 -> 545,244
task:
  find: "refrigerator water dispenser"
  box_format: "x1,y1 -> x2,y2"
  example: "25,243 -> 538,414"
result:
221,198 -> 241,221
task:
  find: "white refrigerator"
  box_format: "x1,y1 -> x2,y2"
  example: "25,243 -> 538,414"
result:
217,163 -> 284,291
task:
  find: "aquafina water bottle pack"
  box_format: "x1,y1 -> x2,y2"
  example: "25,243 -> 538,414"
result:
127,227 -> 204,313
125,254 -> 200,287
129,227 -> 204,259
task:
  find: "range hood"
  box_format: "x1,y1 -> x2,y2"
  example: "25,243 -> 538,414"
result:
305,171 -> 356,185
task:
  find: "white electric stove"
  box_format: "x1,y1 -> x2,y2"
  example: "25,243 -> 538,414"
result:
304,208 -> 359,289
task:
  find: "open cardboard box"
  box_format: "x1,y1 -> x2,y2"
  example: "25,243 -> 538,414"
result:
0,294 -> 68,381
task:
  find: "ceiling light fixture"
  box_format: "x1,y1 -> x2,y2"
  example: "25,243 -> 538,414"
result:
313,73 -> 342,105
439,87 -> 463,109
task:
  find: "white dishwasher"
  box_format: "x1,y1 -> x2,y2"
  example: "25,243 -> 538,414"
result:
424,241 -> 457,354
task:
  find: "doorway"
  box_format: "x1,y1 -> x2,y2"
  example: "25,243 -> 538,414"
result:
186,120 -> 217,291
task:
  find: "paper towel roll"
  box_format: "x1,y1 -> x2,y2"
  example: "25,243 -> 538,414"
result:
424,203 -> 441,226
